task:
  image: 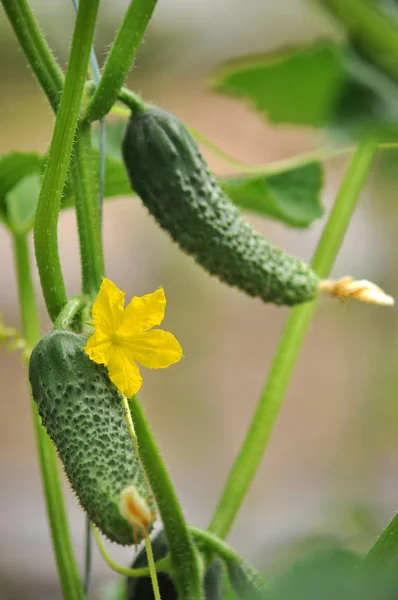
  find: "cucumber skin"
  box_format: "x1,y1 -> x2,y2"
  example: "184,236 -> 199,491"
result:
29,331 -> 153,546
126,529 -> 224,600
122,105 -> 319,306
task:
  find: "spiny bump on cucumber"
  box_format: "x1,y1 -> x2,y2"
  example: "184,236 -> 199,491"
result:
29,330 -> 154,545
122,104 -> 319,306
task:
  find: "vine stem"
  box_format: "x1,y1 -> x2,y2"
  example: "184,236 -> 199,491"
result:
120,395 -> 161,598
144,533 -> 162,600
1,0 -> 63,112
33,0 -> 100,321
130,396 -> 204,600
92,525 -> 172,577
84,0 -> 158,122
12,233 -> 85,600
70,121 -> 104,296
208,139 -> 378,539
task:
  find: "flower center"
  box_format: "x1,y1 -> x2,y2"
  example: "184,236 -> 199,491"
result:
111,332 -> 124,346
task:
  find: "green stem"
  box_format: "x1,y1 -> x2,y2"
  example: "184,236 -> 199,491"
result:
317,0 -> 398,80
33,0 -> 100,322
84,0 -> 158,122
208,139 -> 378,539
118,87 -> 146,112
144,534 -> 162,600
1,0 -> 63,112
12,234 -> 84,600
92,525 -> 172,577
188,527 -> 247,564
70,121 -> 104,296
130,397 -> 203,600
53,295 -> 88,331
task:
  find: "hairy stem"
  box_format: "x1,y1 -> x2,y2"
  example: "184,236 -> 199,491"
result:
12,233 -> 84,600
208,139 -> 378,539
1,0 -> 63,112
33,0 -> 100,321
70,121 -> 104,296
130,397 -> 204,600
84,0 -> 157,122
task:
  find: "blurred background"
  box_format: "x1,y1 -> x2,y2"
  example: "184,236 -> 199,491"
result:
1,0 -> 398,598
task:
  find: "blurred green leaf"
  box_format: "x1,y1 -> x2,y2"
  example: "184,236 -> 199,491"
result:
5,174 -> 41,235
365,512 -> 398,572
332,47 -> 398,141
0,151 -> 43,197
0,151 -> 43,224
92,121 -> 125,160
222,163 -> 323,228
99,580 -> 127,600
273,548 -> 363,600
211,42 -> 345,127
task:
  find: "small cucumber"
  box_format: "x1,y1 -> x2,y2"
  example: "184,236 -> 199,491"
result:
126,529 -> 224,600
122,105 -> 319,306
29,331 -> 154,546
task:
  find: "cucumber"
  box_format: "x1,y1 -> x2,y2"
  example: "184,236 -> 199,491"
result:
122,105 -> 319,306
29,330 -> 154,546
126,529 -> 224,600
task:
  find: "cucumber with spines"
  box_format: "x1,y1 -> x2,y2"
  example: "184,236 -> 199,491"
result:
29,330 -> 154,546
122,105 -> 319,306
126,529 -> 224,600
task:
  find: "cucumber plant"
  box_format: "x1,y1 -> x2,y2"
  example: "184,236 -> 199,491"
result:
1,0 -> 398,599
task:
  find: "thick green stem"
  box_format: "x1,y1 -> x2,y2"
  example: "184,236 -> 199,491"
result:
71,122 -> 104,296
33,0 -> 100,322
1,0 -> 63,112
208,139 -> 378,539
84,0 -> 158,122
12,234 -> 84,600
130,397 -> 203,600
317,0 -> 398,80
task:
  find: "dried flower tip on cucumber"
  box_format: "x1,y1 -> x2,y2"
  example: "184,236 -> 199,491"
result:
119,485 -> 156,536
319,277 -> 394,306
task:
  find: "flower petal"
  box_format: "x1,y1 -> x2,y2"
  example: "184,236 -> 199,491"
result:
84,331 -> 113,366
106,346 -> 143,398
92,278 -> 125,336
122,288 -> 166,334
123,329 -> 183,369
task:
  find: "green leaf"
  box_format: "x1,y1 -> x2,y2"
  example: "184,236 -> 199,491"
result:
5,173 -> 42,234
0,151 -> 44,224
0,151 -> 43,197
92,121 -> 125,160
274,547 -> 363,600
211,42 -> 345,127
222,163 -> 324,228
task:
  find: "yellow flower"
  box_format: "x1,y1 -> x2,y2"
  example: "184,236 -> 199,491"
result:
84,278 -> 183,397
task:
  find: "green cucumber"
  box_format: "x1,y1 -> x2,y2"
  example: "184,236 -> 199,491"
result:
122,105 -> 319,306
29,330 -> 154,546
126,529 -> 224,600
